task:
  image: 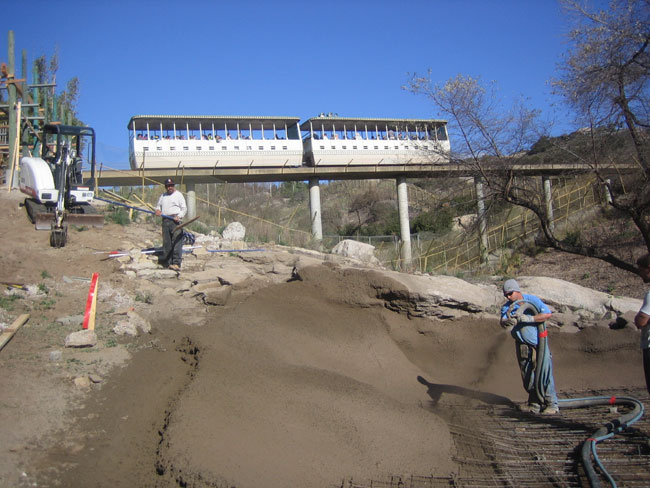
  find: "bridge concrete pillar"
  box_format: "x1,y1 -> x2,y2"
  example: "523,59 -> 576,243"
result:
543,176 -> 554,232
474,176 -> 488,265
185,182 -> 196,220
396,176 -> 412,270
309,178 -> 323,242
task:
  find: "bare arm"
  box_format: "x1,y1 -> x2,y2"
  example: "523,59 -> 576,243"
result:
635,311 -> 649,329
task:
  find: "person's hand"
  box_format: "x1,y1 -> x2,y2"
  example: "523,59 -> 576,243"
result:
174,216 -> 181,224
155,209 -> 161,216
518,315 -> 536,324
501,316 -> 517,328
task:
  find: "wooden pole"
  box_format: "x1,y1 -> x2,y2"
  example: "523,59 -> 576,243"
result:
8,101 -> 21,192
0,314 -> 30,351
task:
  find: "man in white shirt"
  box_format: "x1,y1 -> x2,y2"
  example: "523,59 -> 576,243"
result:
155,178 -> 187,271
634,254 -> 650,395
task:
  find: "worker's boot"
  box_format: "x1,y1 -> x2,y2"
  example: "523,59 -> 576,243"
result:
518,403 -> 541,414
540,405 -> 560,415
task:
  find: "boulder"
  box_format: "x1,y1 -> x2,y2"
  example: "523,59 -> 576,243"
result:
112,310 -> 151,336
452,214 -> 477,232
113,320 -> 138,336
222,222 -> 246,241
203,286 -> 232,306
332,239 -> 380,265
65,329 -> 97,348
515,276 -> 642,317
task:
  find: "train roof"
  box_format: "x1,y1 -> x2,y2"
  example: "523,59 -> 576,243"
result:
300,116 -> 447,131
128,115 -> 302,130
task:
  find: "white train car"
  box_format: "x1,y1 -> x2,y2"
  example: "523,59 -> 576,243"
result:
128,115 -> 304,169
301,116 -> 450,166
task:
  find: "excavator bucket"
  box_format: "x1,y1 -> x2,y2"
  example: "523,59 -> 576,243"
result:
32,209 -> 104,230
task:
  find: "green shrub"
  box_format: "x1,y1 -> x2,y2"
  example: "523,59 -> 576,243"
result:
411,208 -> 453,234
105,207 -> 131,226
0,295 -> 21,311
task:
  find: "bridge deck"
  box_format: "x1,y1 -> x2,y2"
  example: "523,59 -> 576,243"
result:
87,162 -> 634,186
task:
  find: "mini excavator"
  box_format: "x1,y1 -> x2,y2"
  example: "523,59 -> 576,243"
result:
19,124 -> 103,247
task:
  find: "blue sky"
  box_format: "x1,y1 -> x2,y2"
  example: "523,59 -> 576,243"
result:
3,0 -> 575,169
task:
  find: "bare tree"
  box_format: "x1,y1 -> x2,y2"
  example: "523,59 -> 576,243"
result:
405,0 -> 650,275
555,0 -> 650,258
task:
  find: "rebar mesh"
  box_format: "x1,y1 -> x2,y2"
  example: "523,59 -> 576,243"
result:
338,388 -> 650,488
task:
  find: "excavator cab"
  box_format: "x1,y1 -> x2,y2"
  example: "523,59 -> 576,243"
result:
20,124 -> 103,247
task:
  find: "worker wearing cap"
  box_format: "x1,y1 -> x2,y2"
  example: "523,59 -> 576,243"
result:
155,178 -> 187,271
633,254 -> 650,395
500,279 -> 559,415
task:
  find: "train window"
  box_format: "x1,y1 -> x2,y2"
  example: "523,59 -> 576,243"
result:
196,147 -> 202,151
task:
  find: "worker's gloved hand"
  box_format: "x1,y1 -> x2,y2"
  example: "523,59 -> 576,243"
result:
518,315 -> 536,324
501,316 -> 517,328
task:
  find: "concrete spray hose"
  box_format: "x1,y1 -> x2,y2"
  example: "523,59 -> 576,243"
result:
513,300 -> 645,488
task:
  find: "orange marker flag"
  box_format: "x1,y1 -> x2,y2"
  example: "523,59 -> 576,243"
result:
83,273 -> 99,330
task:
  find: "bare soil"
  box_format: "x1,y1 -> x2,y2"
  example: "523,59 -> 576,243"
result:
0,189 -> 648,488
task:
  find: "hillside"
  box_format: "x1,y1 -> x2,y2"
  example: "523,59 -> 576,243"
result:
0,189 -> 648,487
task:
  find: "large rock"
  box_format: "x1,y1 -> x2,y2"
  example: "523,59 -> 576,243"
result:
516,276 -> 642,317
294,263 -> 499,319
379,270 -> 500,318
202,286 -> 232,306
112,310 -> 152,336
222,222 -> 246,241
65,329 -> 97,348
452,214 -> 477,232
332,239 -> 380,266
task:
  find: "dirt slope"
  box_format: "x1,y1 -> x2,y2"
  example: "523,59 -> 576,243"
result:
0,190 -> 648,488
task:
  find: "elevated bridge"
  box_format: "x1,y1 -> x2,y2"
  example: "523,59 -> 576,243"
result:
85,161 -> 629,186
84,161 -> 634,270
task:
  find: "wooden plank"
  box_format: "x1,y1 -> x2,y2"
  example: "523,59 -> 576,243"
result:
172,215 -> 200,235
0,314 -> 30,351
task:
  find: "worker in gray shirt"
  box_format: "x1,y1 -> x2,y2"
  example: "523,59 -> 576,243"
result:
155,178 -> 187,271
